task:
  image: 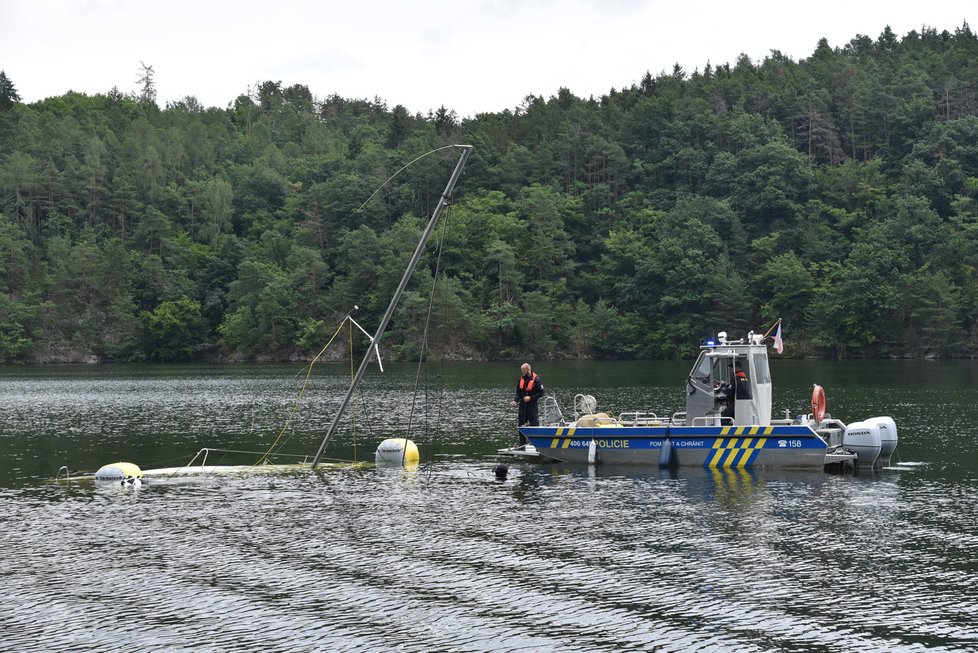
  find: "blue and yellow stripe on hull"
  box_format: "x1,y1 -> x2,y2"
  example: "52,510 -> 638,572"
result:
717,425 -> 776,437
705,425 -> 779,468
520,423 -> 827,469
704,437 -> 768,468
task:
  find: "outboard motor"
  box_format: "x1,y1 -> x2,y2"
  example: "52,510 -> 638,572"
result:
843,421 -> 882,468
865,416 -> 898,465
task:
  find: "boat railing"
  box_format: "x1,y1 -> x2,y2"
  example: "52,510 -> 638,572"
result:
541,396 -> 567,426
182,448 -> 313,469
691,415 -> 734,426
618,412 -> 665,426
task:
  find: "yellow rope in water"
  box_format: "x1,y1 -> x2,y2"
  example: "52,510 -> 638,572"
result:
253,319 -> 348,466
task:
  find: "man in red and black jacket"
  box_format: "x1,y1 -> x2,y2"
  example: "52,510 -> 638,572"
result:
510,362 -> 545,435
733,361 -> 751,399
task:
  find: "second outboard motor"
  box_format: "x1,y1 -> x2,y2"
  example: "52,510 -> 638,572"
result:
865,416 -> 898,465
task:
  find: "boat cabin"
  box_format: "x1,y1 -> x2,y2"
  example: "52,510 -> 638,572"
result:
684,331 -> 772,426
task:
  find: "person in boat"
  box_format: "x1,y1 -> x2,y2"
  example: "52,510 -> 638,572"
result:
733,361 -> 751,400
719,361 -> 751,419
510,362 -> 544,443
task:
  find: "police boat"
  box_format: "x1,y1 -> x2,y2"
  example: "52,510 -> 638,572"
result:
511,330 -> 897,471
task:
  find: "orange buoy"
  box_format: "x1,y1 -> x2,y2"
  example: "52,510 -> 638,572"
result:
811,384 -> 827,423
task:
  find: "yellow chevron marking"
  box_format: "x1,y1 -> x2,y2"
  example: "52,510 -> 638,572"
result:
555,427 -> 564,436
561,438 -> 571,449
568,427 -> 577,436
708,448 -> 725,466
703,435 -> 772,468
709,439 -> 731,467
736,448 -> 753,468
717,426 -> 776,438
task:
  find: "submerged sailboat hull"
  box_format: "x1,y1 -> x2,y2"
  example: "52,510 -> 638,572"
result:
520,424 -> 828,469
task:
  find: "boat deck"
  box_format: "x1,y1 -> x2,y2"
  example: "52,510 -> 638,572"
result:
496,444 -> 544,460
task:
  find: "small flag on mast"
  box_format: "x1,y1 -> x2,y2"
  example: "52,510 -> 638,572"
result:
773,321 -> 783,354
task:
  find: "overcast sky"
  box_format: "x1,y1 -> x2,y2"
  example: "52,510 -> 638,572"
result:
2,1 -> 975,117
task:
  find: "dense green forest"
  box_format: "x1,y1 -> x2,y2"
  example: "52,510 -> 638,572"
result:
2,24 -> 978,362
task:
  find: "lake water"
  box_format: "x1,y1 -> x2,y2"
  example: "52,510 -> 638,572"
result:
1,360 -> 977,652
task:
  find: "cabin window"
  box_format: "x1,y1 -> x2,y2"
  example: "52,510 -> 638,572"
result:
692,353 -> 712,384
752,352 -> 770,384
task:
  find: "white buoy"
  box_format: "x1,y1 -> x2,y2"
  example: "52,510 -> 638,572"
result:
587,439 -> 598,465
94,462 -> 143,481
375,438 -> 420,466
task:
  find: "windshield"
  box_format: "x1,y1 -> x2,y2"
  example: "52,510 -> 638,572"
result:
691,352 -> 712,384
692,351 -> 738,386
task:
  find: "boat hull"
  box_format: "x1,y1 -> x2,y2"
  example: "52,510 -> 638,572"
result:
519,424 -> 827,469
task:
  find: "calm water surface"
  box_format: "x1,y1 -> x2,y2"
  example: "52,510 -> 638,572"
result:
1,360 -> 977,652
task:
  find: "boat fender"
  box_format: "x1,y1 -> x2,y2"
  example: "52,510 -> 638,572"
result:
493,463 -> 509,480
811,385 -> 827,424
659,437 -> 676,469
587,439 -> 598,465
374,438 -> 420,466
94,462 -> 142,481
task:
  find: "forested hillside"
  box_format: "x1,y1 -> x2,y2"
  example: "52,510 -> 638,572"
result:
2,24 -> 978,362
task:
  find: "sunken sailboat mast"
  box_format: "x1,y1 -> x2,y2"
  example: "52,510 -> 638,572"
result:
311,144 -> 473,469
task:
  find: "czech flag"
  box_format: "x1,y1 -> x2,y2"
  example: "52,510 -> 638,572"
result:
773,321 -> 784,354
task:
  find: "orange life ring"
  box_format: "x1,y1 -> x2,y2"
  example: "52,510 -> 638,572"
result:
811,385 -> 826,423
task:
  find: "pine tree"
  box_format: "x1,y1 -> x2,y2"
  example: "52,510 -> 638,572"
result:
136,61 -> 156,104
0,70 -> 20,110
